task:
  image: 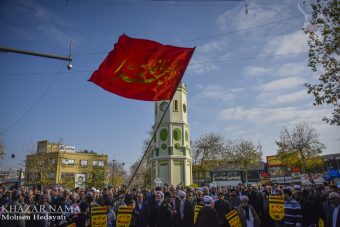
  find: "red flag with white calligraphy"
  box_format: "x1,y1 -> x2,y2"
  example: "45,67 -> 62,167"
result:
88,34 -> 195,101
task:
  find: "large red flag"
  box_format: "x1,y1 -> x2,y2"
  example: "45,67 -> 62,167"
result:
89,34 -> 195,101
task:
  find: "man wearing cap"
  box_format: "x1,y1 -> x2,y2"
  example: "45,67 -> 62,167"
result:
236,195 -> 261,227
177,190 -> 194,227
283,188 -> 303,227
203,195 -> 213,206
195,195 -> 220,227
214,192 -> 232,227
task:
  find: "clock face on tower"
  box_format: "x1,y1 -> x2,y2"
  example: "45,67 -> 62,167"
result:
159,102 -> 168,112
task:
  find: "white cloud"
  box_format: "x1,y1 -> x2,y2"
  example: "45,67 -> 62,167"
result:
198,40 -> 228,55
277,62 -> 307,77
1,0 -> 76,47
244,66 -> 272,77
219,106 -> 331,125
196,85 -> 243,101
188,58 -> 218,75
261,31 -> 308,56
258,77 -> 305,92
216,2 -> 286,32
257,90 -> 310,106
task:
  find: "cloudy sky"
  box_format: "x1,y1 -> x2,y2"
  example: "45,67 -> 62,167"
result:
1,0 -> 339,171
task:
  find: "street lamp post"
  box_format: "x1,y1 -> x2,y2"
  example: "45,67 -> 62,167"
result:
112,160 -> 116,186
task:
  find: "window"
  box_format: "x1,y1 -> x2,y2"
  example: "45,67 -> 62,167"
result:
173,100 -> 179,111
61,159 -> 75,165
227,171 -> 241,181
50,159 -> 56,165
93,160 -> 104,167
183,104 -> 187,113
61,172 -> 74,178
27,173 -> 33,181
35,173 -> 41,180
212,172 -> 227,181
247,171 -> 260,180
47,172 -> 55,179
80,160 -> 88,166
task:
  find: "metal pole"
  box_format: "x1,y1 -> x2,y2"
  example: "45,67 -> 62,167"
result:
19,168 -> 22,188
112,160 -> 115,186
0,47 -> 72,61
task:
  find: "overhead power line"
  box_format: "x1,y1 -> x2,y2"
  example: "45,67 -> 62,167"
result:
72,14 -> 304,56
70,0 -> 246,7
0,51 -> 307,77
0,63 -> 65,136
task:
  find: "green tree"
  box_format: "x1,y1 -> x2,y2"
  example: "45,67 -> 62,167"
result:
191,133 -> 227,184
87,167 -> 106,189
227,138 -> 262,184
25,153 -> 57,187
61,173 -> 75,189
276,123 -> 325,183
192,133 -> 225,166
304,0 -> 339,125
110,161 -> 126,187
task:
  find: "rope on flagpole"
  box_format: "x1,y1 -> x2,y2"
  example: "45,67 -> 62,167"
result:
126,80 -> 183,190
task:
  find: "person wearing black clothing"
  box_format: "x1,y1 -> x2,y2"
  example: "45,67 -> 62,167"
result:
177,190 -> 194,227
194,205 -> 220,227
156,191 -> 174,227
298,190 -> 318,227
149,191 -> 163,227
214,192 -> 232,227
134,192 -> 149,227
73,202 -> 90,227
249,186 -> 261,215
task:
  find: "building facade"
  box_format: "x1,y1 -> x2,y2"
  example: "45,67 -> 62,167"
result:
151,82 -> 192,186
192,162 -> 265,187
25,140 -> 108,189
210,162 -> 265,186
323,153 -> 340,187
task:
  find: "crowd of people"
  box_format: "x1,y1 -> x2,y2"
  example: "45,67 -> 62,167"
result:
0,183 -> 339,227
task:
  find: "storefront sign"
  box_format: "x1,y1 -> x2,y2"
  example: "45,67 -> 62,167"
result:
267,156 -> 282,167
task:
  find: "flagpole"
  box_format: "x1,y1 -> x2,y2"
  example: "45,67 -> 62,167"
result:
126,80 -> 184,190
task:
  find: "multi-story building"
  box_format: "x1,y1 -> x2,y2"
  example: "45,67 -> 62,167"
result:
25,140 -> 108,189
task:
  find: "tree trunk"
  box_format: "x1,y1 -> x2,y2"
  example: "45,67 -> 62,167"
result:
307,172 -> 315,185
244,170 -> 248,185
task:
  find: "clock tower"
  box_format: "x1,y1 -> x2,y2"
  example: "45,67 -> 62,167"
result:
151,82 -> 192,186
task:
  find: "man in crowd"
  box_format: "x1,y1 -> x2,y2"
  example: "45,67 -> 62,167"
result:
214,192 -> 232,227
283,188 -> 303,227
